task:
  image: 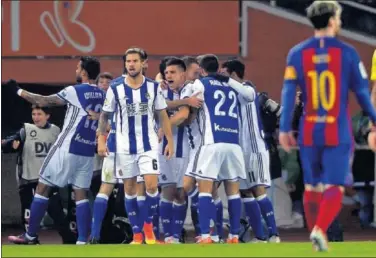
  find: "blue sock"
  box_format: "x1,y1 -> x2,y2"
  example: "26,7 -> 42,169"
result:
160,199 -> 173,238
76,199 -> 91,242
27,194 -> 49,237
91,194 -> 109,239
173,202 -> 186,239
137,196 -> 146,229
228,194 -> 242,236
214,197 -> 224,238
210,200 -> 218,236
198,193 -> 212,237
188,188 -> 200,236
146,191 -> 159,224
257,194 -> 278,236
243,197 -> 266,239
124,194 -> 141,234
153,198 -> 160,240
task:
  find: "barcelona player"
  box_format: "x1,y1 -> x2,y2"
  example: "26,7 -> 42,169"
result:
279,0 -> 376,252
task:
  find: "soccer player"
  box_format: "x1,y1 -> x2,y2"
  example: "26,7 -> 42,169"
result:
8,56 -> 104,245
279,1 -> 376,251
156,58 -> 194,243
183,54 -> 255,244
221,59 -> 280,243
97,47 -> 174,245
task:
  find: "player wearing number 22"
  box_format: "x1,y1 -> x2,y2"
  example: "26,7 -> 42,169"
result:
279,0 -> 376,252
186,55 -> 256,244
8,56 -> 104,245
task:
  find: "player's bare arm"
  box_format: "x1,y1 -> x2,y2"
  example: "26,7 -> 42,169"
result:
20,92 -> 66,107
169,106 -> 190,126
97,111 -> 110,156
180,107 -> 198,126
166,94 -> 202,109
158,109 -> 174,159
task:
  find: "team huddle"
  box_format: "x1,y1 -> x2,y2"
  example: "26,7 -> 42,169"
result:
7,49 -> 280,245
6,0 -> 376,252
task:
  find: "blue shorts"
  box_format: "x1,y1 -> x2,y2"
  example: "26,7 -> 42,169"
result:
299,144 -> 352,186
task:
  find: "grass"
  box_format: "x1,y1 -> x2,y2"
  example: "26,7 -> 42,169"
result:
2,242 -> 376,257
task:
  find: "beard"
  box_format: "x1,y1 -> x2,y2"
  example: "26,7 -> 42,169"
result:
128,71 -> 141,78
76,75 -> 82,84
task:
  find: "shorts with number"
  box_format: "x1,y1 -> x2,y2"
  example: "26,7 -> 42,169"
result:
159,155 -> 189,188
240,151 -> 271,190
185,147 -> 199,177
115,150 -> 159,179
39,147 -> 94,189
190,143 -> 246,181
101,153 -> 122,184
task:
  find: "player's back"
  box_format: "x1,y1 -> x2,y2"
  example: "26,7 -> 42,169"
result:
196,76 -> 240,145
289,36 -> 361,146
57,83 -> 105,157
238,82 -> 268,153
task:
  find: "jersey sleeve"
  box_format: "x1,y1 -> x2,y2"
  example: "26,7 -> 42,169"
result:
102,86 -> 116,113
279,48 -> 299,132
349,48 -> 376,123
154,85 -> 168,111
371,50 -> 376,81
57,86 -> 80,106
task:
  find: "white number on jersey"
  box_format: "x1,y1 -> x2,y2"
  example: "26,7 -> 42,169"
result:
84,103 -> 103,131
214,90 -> 238,118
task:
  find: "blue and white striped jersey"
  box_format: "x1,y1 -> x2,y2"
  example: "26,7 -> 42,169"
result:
56,83 -> 105,157
238,82 -> 268,153
102,76 -> 167,154
182,77 -> 241,145
159,87 -> 189,158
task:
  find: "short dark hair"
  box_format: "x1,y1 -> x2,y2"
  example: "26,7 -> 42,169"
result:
306,1 -> 342,30
182,56 -> 199,68
159,56 -> 177,80
166,58 -> 186,72
199,54 -> 219,73
31,105 -> 51,115
96,72 -> 113,84
221,59 -> 245,79
124,47 -> 148,61
80,56 -> 101,80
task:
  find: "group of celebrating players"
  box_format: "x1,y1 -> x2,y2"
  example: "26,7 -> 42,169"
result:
6,0 -> 376,252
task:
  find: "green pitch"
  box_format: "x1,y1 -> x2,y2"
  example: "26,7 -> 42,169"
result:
3,242 -> 376,257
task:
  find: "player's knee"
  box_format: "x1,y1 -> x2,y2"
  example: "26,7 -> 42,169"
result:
304,183 -> 323,192
73,188 -> 88,201
224,180 -> 239,196
99,183 -> 115,196
198,179 -> 213,193
252,185 -> 266,197
174,188 -> 185,204
123,178 -> 137,195
161,184 -> 176,200
35,182 -> 51,197
183,178 -> 195,194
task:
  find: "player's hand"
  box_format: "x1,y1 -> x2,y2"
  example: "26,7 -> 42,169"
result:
279,131 -> 296,153
97,135 -> 109,157
12,140 -> 20,150
158,128 -> 164,143
87,110 -> 100,121
164,141 -> 174,160
159,80 -> 169,90
368,130 -> 376,152
6,79 -> 21,95
187,93 -> 203,108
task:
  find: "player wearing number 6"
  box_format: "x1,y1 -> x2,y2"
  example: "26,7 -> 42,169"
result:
184,54 -> 255,244
7,56 -> 104,245
279,1 -> 376,252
